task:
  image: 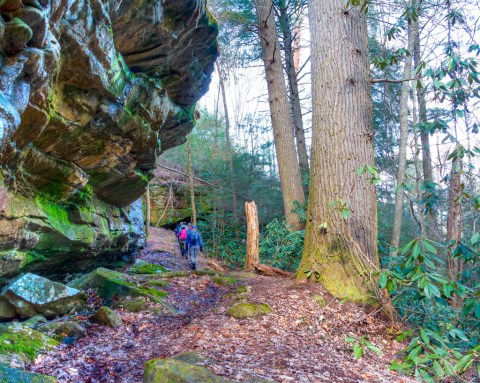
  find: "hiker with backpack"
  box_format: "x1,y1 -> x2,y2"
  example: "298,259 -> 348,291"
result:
186,225 -> 203,270
178,225 -> 188,257
175,222 -> 186,252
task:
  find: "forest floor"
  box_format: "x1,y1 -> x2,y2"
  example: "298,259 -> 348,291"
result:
29,227 -> 415,383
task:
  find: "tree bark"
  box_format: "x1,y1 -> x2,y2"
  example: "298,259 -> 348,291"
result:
145,183 -> 151,239
297,0 -> 380,306
447,148 -> 462,279
254,0 -> 305,230
245,201 -> 259,271
390,0 -> 417,255
187,136 -> 197,226
413,3 -> 436,238
278,0 -> 309,181
216,62 -> 238,221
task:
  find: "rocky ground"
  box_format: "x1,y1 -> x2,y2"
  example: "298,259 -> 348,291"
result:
27,227 -> 415,383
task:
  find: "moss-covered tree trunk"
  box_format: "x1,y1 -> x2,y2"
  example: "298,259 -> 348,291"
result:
296,0 -> 380,305
254,0 -> 305,230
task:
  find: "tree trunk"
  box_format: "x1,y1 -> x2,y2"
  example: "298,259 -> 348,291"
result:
187,136 -> 197,226
245,201 -> 259,271
297,0 -> 380,306
447,149 -> 462,279
216,62 -> 238,221
254,0 -> 305,230
390,0 -> 417,255
413,5 -> 436,238
278,0 -> 309,182
145,183 -> 151,239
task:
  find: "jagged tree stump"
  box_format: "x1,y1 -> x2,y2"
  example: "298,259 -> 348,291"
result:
245,201 -> 259,271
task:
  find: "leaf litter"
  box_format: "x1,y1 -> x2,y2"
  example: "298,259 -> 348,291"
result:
28,227 -> 415,383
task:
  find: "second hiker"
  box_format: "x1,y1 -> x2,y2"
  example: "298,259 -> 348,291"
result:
186,225 -> 203,270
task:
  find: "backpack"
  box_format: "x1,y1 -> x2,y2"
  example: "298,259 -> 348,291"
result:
189,231 -> 198,246
179,228 -> 187,241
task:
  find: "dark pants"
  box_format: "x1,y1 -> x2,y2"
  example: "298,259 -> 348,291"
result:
179,241 -> 187,257
189,246 -> 200,268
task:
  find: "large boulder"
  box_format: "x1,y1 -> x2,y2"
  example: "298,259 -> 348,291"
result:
0,297 -> 16,321
1,273 -> 86,318
0,325 -> 58,362
225,303 -> 271,319
0,0 -> 218,282
70,268 -> 168,305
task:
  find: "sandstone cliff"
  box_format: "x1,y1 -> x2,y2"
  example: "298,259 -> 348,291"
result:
0,0 -> 218,283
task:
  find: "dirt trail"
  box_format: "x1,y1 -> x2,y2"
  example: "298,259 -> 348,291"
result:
29,227 -> 413,383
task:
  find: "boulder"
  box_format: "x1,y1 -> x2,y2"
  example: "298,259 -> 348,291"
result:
144,358 -> 234,383
37,321 -> 86,343
225,303 -> 271,319
90,307 -> 122,328
0,325 -> 58,362
128,260 -> 167,275
0,297 -> 16,321
113,297 -> 148,313
2,18 -> 33,55
70,268 -> 167,304
0,364 -> 57,382
312,294 -> 327,307
22,314 -> 48,328
0,0 -> 218,283
1,273 -> 86,318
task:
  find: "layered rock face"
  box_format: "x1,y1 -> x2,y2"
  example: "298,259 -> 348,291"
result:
0,0 -> 218,283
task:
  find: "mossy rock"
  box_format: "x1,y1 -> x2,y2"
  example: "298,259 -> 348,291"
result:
144,358 -> 235,383
0,325 -> 58,362
90,307 -> 122,328
147,280 -> 170,288
37,321 -> 86,343
210,277 -> 238,286
225,303 -> 271,319
235,285 -> 250,294
112,297 -> 147,313
312,294 -> 327,307
128,260 -> 167,275
0,364 -> 57,382
22,315 -> 48,328
70,268 -> 167,304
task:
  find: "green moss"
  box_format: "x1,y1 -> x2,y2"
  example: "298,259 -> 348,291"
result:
128,260 -> 167,275
113,297 -> 148,313
0,326 -> 58,362
312,294 -> 327,307
147,280 -> 170,288
0,364 -> 57,383
225,303 -> 271,319
211,276 -> 238,286
236,285 -> 250,294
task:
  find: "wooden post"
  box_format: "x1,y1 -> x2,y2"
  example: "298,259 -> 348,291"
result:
245,201 -> 259,271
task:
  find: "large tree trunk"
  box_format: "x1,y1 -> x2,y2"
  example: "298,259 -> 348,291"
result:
245,201 -> 260,271
278,0 -> 309,182
297,0 -> 380,306
254,0 -> 305,230
216,62 -> 238,221
390,0 -> 417,254
413,4 -> 436,238
187,136 -> 197,226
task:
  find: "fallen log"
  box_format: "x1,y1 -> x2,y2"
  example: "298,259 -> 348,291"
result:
254,264 -> 293,278
206,259 -> 225,272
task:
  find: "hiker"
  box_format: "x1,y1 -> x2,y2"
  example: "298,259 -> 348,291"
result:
178,225 -> 188,257
186,225 -> 203,270
175,222 -> 186,250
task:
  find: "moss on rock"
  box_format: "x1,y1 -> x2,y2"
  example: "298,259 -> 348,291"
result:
0,325 -> 58,362
113,297 -> 147,313
144,358 -> 233,383
225,303 -> 271,319
0,364 -> 57,383
128,260 -> 167,275
312,294 -> 327,307
90,307 -> 122,328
